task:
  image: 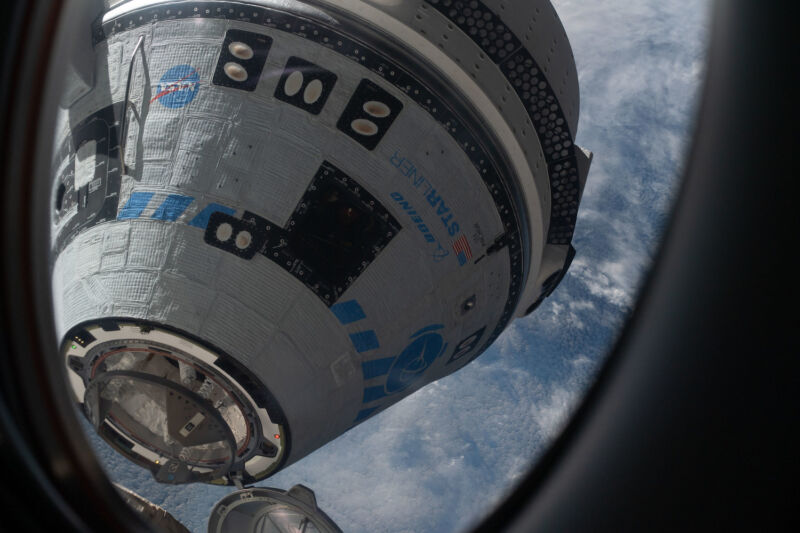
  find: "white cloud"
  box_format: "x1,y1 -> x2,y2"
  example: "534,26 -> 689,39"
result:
554,0 -> 710,316
570,256 -> 635,309
262,349 -> 599,533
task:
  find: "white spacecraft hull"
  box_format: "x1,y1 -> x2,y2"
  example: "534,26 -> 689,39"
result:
52,0 -> 590,485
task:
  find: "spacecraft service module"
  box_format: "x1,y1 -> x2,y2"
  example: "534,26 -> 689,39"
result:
52,0 -> 591,494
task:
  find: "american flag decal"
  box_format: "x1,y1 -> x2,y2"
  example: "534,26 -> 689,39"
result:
452,235 -> 473,266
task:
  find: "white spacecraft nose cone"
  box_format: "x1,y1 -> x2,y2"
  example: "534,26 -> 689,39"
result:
351,118 -> 378,136
304,79 -> 324,105
228,41 -> 254,60
216,223 -> 234,242
363,101 -> 391,118
284,70 -> 304,96
224,62 -> 248,82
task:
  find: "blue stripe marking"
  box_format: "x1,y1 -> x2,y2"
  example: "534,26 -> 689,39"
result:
362,386 -> 387,403
354,406 -> 380,422
361,357 -> 395,379
188,202 -> 236,229
330,300 -> 366,325
349,331 -> 379,353
118,192 -> 154,220
151,194 -> 194,221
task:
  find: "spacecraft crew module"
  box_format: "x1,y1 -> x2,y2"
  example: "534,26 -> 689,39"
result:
52,0 -> 591,487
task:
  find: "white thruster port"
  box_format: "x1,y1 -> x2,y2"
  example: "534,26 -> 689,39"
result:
363,101 -> 390,118
228,41 -> 254,60
304,79 -> 324,104
235,231 -> 252,250
224,62 -> 248,82
216,222 -> 234,242
284,70 -> 304,96
351,118 -> 378,136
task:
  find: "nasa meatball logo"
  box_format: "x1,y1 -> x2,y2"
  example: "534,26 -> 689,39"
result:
151,65 -> 200,109
384,325 -> 448,394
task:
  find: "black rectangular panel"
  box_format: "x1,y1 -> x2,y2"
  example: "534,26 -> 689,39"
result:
204,210 -> 270,259
212,29 -> 272,92
336,79 -> 403,150
274,56 -> 337,115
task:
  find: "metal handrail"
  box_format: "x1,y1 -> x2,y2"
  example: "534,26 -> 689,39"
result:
119,34 -> 144,173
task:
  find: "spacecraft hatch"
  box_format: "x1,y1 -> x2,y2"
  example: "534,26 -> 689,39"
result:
52,0 -> 591,487
208,485 -> 342,533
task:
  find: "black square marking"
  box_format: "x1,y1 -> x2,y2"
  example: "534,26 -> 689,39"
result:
336,79 -> 403,150
259,161 -> 401,304
212,29 -> 273,92
274,57 -> 337,115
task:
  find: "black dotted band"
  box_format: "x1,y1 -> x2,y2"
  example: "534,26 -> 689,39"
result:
427,0 -> 581,245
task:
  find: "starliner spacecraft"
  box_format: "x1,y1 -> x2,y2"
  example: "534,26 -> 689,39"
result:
52,0 -> 591,492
